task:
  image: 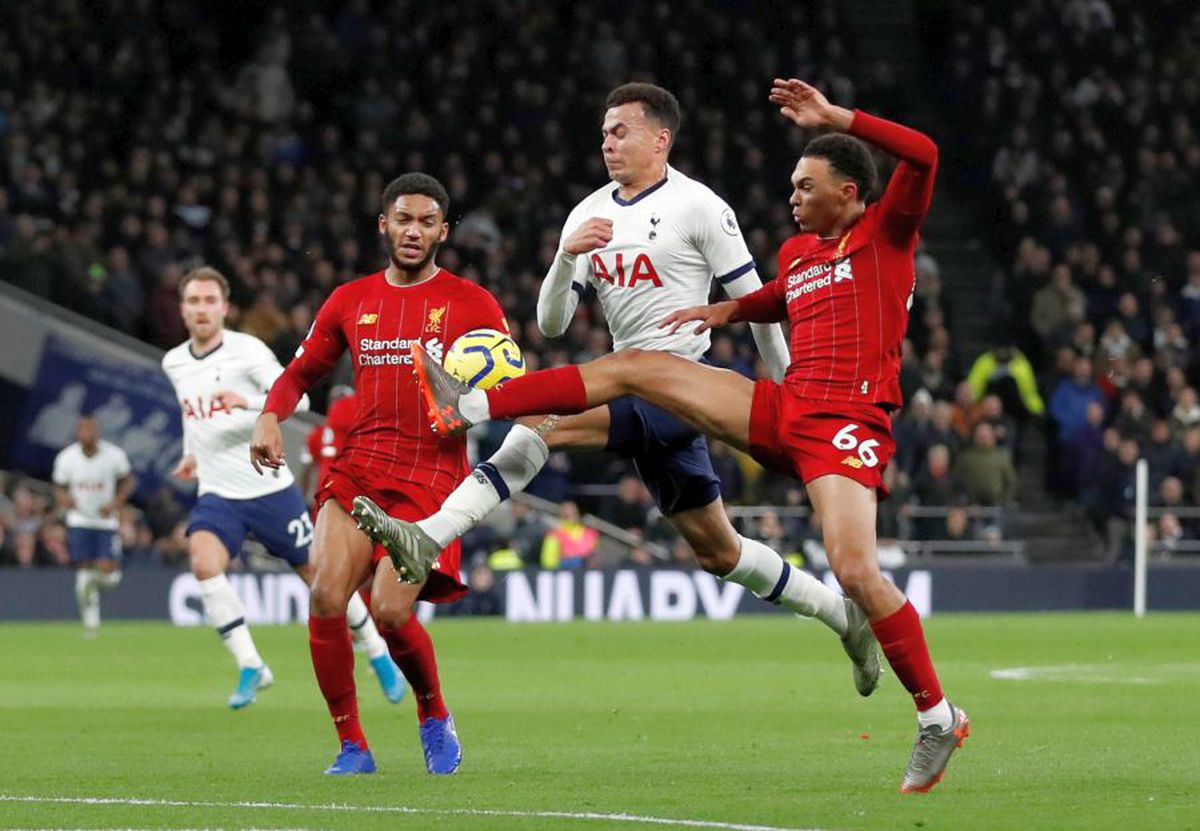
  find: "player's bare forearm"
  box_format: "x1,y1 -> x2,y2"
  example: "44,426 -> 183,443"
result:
249,412 -> 286,474
53,486 -> 74,513
113,474 -> 137,507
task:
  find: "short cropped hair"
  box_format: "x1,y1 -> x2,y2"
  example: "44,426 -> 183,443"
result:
605,82 -> 682,138
179,266 -> 230,301
802,134 -> 878,202
380,172 -> 450,218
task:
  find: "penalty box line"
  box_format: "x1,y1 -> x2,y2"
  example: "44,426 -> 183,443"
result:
0,794 -> 828,831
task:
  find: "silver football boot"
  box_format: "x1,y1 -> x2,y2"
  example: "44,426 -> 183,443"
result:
839,597 -> 882,696
900,703 -> 971,793
351,495 -> 441,585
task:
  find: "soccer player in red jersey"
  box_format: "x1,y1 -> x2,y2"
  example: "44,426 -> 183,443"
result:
410,81 -> 969,793
250,173 -> 511,775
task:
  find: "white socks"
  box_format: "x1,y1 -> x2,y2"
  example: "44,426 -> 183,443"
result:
198,573 -> 263,669
75,568 -> 122,629
346,590 -> 388,660
458,388 -> 492,424
418,424 -> 550,547
75,569 -> 100,630
917,697 -> 954,730
725,536 -> 849,636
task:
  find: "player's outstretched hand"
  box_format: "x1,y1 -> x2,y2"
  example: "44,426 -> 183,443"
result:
660,300 -> 739,335
563,217 -> 614,256
171,454 -> 197,481
249,413 -> 285,474
770,78 -> 851,131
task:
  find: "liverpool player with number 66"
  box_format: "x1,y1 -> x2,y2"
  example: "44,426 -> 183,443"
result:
410,80 -> 970,793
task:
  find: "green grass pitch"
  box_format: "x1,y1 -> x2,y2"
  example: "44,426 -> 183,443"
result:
1,613 -> 1197,830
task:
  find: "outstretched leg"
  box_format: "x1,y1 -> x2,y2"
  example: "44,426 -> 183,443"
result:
417,345 -> 754,449
668,497 -> 879,696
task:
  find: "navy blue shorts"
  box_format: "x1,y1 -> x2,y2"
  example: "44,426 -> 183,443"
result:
605,396 -> 722,515
186,485 -> 311,567
68,528 -> 120,563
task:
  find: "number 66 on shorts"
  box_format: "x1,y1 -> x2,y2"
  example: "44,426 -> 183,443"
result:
748,379 -> 897,498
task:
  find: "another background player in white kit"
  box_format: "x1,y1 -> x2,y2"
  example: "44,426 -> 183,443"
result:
356,83 -> 880,693
163,267 -> 404,709
52,416 -> 134,634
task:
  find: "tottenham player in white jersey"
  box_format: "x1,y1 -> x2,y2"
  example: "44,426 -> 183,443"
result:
163,267 -> 404,709
355,83 -> 880,694
52,416 -> 135,634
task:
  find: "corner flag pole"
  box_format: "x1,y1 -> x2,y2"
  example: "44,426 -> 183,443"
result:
1134,458 -> 1148,618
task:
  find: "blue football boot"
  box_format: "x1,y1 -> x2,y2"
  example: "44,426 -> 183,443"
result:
228,664 -> 274,710
369,653 -> 407,703
324,739 -> 377,775
419,713 -> 463,774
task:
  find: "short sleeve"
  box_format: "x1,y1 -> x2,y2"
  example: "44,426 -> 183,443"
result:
112,446 -> 133,478
52,451 -> 68,486
691,189 -> 755,285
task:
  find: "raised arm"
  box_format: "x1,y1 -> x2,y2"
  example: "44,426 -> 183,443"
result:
849,111 -> 938,244
770,78 -> 938,244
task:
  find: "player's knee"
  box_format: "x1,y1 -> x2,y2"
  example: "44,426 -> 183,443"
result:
609,349 -> 654,392
370,594 -> 413,629
830,556 -> 881,601
692,544 -> 739,576
189,550 -> 221,581
308,576 -> 347,617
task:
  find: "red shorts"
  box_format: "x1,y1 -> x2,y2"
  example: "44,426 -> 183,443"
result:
748,380 -> 896,498
315,463 -> 467,604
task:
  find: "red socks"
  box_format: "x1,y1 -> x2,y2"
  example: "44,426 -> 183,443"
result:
382,615 -> 449,722
486,365 -> 588,420
308,614 -> 368,748
870,601 -> 945,711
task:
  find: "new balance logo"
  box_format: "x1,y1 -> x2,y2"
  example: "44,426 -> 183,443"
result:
358,313 -> 379,324
840,455 -> 864,469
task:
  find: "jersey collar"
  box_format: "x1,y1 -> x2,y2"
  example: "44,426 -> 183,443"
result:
611,174 -> 669,207
189,339 -> 225,361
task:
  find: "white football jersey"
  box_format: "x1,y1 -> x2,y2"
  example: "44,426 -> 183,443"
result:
559,165 -> 754,359
162,330 -> 297,499
52,440 -> 132,530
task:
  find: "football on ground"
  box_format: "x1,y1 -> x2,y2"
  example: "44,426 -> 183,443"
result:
443,328 -> 525,389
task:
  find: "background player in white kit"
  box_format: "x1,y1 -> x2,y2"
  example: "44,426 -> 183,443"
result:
52,416 -> 135,634
356,83 -> 880,694
163,266 -> 404,709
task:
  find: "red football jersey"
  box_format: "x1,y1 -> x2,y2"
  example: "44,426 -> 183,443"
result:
304,394 -> 357,486
736,110 -> 938,408
266,269 -> 509,493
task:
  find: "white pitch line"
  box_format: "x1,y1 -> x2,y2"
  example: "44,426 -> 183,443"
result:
0,795 -> 827,831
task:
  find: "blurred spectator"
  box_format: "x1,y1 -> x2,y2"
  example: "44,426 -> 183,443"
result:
953,423 -> 1017,507
1050,355 -> 1105,445
965,344 -> 1044,423
540,501 -> 598,570
598,476 -> 652,534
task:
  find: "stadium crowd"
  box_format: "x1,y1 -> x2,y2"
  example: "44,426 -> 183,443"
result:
4,0 -> 1197,566
937,0 -> 1200,554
